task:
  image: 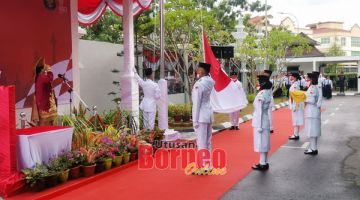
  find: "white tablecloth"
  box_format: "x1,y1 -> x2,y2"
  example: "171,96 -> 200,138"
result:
17,126 -> 73,169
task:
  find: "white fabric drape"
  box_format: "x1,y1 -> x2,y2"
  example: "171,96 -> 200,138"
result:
78,0 -> 153,25
17,127 -> 73,169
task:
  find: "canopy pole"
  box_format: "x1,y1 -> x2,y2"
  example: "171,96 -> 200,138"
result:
120,0 -> 139,131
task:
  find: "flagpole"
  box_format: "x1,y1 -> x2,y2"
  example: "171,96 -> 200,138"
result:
160,0 -> 165,78
200,3 -> 205,62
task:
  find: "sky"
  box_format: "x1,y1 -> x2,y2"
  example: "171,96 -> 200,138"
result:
250,0 -> 360,29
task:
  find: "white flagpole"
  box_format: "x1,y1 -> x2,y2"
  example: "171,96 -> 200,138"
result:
160,0 -> 165,78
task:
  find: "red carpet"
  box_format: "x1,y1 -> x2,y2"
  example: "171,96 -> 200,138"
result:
10,108 -> 293,200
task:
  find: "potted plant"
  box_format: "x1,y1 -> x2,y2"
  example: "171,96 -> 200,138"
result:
48,154 -> 70,184
173,105 -> 183,123
22,164 -> 48,192
67,150 -> 84,179
80,148 -> 97,177
126,135 -> 139,161
112,141 -> 125,167
44,168 -> 59,188
181,104 -> 191,122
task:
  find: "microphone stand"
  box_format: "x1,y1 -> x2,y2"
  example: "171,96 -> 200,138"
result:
59,75 -> 90,116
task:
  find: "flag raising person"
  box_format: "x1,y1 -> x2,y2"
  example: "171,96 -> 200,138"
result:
228,71 -> 248,130
192,62 -> 215,159
252,71 -> 273,171
133,68 -> 161,130
304,72 -> 322,155
288,72 -> 305,140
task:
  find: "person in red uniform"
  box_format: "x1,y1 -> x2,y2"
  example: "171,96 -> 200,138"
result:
31,58 -> 58,126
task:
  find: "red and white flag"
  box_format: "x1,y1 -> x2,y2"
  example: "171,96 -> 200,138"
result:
203,32 -> 248,113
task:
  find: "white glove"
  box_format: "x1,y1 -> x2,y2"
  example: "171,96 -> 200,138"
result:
257,128 -> 263,133
316,102 -> 321,108
193,122 -> 199,130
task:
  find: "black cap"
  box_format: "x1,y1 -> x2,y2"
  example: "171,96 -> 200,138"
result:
198,62 -> 211,73
264,70 -> 272,77
290,72 -> 300,79
257,75 -> 270,82
230,71 -> 237,76
144,68 -> 153,77
312,71 -> 320,76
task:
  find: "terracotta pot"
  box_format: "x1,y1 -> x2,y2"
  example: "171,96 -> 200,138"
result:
95,162 -> 105,173
30,178 -> 45,192
174,115 -> 182,122
45,174 -> 58,188
58,169 -> 70,183
182,115 -> 190,122
123,153 -> 131,164
104,158 -> 112,170
130,152 -> 137,161
113,155 -> 123,167
82,164 -> 96,177
70,166 -> 81,179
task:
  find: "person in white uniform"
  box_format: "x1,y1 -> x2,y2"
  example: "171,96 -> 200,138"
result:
288,72 -> 305,140
304,72 -> 321,155
252,71 -> 273,171
192,62 -> 215,160
228,71 -> 248,130
313,71 -> 323,108
264,70 -> 274,134
134,68 -> 161,130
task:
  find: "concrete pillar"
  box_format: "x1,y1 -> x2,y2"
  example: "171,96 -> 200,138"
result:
357,61 -> 360,94
312,61 -> 317,71
120,0 -> 139,129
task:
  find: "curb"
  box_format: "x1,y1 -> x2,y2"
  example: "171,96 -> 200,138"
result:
178,101 -> 289,135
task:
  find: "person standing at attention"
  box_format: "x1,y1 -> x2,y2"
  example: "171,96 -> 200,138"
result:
192,62 -> 214,170
252,70 -> 273,171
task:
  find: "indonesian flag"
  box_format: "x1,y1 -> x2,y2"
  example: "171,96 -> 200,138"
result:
203,32 -> 248,113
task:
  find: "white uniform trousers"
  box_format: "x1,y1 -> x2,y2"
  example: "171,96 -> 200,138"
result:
229,111 -> 240,127
196,123 -> 213,152
143,111 -> 156,130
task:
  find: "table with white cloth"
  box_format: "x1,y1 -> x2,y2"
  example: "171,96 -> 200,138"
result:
16,126 -> 74,169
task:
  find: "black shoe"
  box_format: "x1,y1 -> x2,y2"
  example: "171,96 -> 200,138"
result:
252,163 -> 269,171
270,130 -> 274,134
235,126 -> 239,130
304,149 -> 318,155
229,126 -> 235,130
289,135 -> 300,140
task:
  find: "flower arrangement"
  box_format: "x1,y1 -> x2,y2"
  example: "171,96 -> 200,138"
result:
95,148 -> 115,163
125,135 -> 139,153
80,148 -> 97,166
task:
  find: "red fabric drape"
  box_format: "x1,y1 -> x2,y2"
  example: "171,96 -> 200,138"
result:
78,0 -> 153,26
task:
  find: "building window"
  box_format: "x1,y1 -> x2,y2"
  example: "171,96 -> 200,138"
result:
321,37 -> 330,44
341,37 -> 346,46
351,37 -> 360,47
351,51 -> 360,56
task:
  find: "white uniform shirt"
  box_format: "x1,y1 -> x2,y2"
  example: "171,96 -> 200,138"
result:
305,85 -> 321,119
252,89 -> 272,129
192,76 -> 215,124
134,73 -> 161,112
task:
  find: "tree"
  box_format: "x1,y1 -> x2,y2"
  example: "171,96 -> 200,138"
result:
238,27 -> 311,93
325,43 -> 345,74
81,10 -> 123,44
142,0 -> 267,99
